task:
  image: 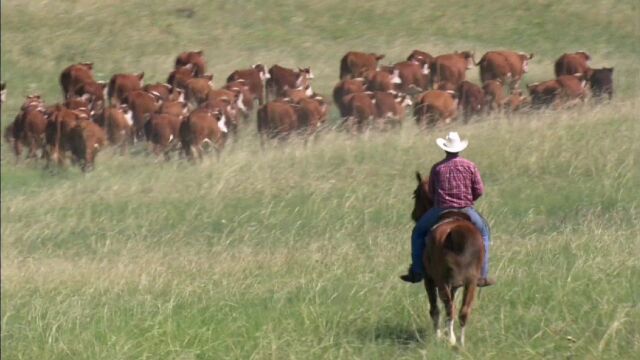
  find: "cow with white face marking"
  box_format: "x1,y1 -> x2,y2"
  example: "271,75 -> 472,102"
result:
265,65 -> 315,101
226,64 -> 270,105
103,103 -> 133,154
362,68 -> 402,93
179,107 -> 228,161
340,51 -> 385,80
555,51 -> 592,78
175,50 -> 206,77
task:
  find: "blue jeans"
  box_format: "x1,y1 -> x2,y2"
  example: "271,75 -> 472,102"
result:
411,207 -> 490,278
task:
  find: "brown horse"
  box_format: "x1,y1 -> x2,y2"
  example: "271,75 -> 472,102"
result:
412,171 -> 484,346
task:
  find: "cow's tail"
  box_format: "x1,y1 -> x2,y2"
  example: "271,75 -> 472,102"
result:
475,53 -> 487,66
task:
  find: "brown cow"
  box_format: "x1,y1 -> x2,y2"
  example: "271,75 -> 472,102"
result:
179,107 -> 227,160
60,62 -> 95,99
67,120 -> 106,171
503,90 -> 529,112
413,90 -> 458,127
108,72 -> 144,105
342,92 -> 376,133
103,103 -> 133,154
44,105 -> 89,167
527,74 -> 587,108
224,80 -> 255,119
589,67 -> 614,101
430,51 -> 475,87
332,78 -> 366,118
373,91 -> 413,129
144,113 -> 183,160
482,80 -> 505,112
393,61 -> 430,93
159,99 -> 189,119
555,51 -> 592,78
124,90 -> 161,139
476,51 -> 533,91
339,51 -> 385,80
167,65 -> 196,92
226,64 -> 270,105
143,83 -> 173,100
256,100 -> 301,145
175,50 -> 206,77
8,97 -> 48,161
407,50 -> 435,68
265,65 -> 314,101
293,96 -> 328,141
457,81 -> 484,122
185,74 -> 214,108
363,69 -> 402,92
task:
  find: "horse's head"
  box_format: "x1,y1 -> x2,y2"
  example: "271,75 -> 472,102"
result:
412,171 -> 433,222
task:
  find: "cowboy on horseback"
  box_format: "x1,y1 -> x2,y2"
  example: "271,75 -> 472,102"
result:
401,131 -> 495,287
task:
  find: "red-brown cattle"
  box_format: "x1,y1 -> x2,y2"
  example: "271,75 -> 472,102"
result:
8,97 -> 48,160
527,75 -> 586,108
265,65 -> 314,101
44,105 -> 89,167
342,92 -> 376,133
144,113 -> 183,159
393,61 -> 430,93
159,99 -> 189,119
406,50 -> 435,67
554,51 -> 592,78
185,74 -> 214,108
457,81 -> 484,122
372,91 -> 413,129
60,62 -> 95,99
476,51 -> 533,91
430,51 -> 475,87
124,90 -> 161,139
413,90 -> 458,127
226,64 -> 270,105
503,90 -> 529,112
175,50 -> 206,77
589,67 -> 614,100
168,65 -> 196,92
257,100 -> 299,145
364,69 -> 402,92
103,103 -> 133,154
179,107 -> 228,160
481,80 -> 505,112
527,79 -> 561,108
143,83 -> 173,100
67,119 -> 106,171
293,96 -> 328,140
108,72 -> 145,105
339,51 -> 385,80
332,78 -> 366,118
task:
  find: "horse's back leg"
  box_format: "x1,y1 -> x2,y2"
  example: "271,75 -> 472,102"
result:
459,283 -> 478,347
438,285 -> 457,346
424,277 -> 440,338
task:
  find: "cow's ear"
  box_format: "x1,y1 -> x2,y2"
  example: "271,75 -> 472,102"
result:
607,67 -> 614,73
196,50 -> 203,55
376,54 -> 385,61
138,72 -> 145,80
529,53 -> 534,60
416,171 -> 423,184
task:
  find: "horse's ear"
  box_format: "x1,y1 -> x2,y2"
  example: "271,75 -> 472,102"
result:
416,171 -> 423,184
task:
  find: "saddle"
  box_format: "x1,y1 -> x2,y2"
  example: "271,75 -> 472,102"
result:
430,210 -> 472,231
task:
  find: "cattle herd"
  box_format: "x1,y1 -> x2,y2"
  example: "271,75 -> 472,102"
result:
1,48 -> 613,171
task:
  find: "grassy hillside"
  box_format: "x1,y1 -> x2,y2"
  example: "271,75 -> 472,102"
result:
2,1 -> 639,359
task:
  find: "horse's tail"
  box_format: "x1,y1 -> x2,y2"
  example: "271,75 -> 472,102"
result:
442,226 -> 483,285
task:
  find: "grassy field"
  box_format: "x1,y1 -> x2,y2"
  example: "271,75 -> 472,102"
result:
2,1 -> 640,359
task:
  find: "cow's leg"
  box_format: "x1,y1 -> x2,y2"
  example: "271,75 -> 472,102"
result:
424,276 -> 440,339
438,285 -> 456,346
458,283 -> 477,347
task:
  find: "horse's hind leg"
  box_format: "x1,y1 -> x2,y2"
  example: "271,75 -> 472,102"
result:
424,277 -> 440,338
459,283 -> 478,347
438,285 -> 457,346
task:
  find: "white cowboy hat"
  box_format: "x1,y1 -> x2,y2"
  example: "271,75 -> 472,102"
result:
436,131 -> 468,153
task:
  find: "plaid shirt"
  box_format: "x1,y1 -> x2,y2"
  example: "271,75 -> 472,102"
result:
428,155 -> 484,208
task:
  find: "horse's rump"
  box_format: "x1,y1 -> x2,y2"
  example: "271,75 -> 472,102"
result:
427,219 -> 483,286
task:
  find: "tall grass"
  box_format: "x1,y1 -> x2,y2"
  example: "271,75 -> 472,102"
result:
2,0 -> 640,359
